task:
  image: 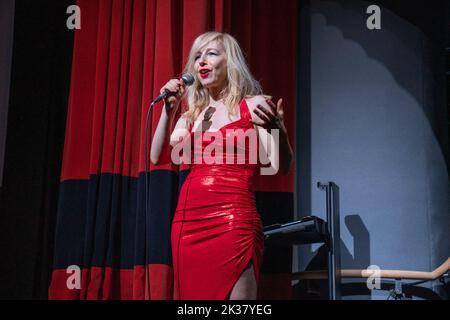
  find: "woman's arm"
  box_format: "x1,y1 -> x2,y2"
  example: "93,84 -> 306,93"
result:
150,79 -> 186,165
248,96 -> 293,175
150,104 -> 174,165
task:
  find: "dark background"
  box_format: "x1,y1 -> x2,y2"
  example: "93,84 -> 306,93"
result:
0,0 -> 73,299
295,0 -> 449,300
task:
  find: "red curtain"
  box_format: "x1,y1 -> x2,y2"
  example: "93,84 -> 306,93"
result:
49,0 -> 297,300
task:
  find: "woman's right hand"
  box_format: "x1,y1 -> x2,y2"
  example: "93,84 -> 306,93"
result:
161,78 -> 186,112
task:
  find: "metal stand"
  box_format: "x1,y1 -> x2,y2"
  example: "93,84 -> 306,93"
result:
317,182 -> 341,300
262,181 -> 342,300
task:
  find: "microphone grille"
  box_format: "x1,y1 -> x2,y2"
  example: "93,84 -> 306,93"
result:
181,73 -> 195,86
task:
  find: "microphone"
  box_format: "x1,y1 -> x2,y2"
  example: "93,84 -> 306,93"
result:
151,73 -> 195,104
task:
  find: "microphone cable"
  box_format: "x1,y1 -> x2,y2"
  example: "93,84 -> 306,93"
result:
143,100 -> 154,299
142,72 -> 194,298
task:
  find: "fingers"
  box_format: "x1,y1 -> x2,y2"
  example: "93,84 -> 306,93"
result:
178,83 -> 186,97
179,79 -> 187,93
253,106 -> 270,123
276,98 -> 283,111
160,78 -> 187,108
265,99 -> 278,115
161,79 -> 183,94
251,121 -> 265,127
276,98 -> 284,119
253,97 -> 286,130
267,98 -> 285,120
256,104 -> 277,122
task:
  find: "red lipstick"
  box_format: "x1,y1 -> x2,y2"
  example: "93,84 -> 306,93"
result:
199,68 -> 210,78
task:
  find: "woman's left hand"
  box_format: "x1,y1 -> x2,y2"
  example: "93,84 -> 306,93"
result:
252,98 -> 287,134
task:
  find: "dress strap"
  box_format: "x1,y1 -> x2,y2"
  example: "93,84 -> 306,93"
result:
240,98 -> 252,126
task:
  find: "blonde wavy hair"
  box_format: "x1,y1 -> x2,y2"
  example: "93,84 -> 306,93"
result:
182,32 -> 263,124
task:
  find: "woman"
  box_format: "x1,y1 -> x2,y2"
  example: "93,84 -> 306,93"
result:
151,32 -> 293,300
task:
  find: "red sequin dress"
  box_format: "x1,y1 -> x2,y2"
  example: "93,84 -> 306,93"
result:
171,99 -> 264,300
